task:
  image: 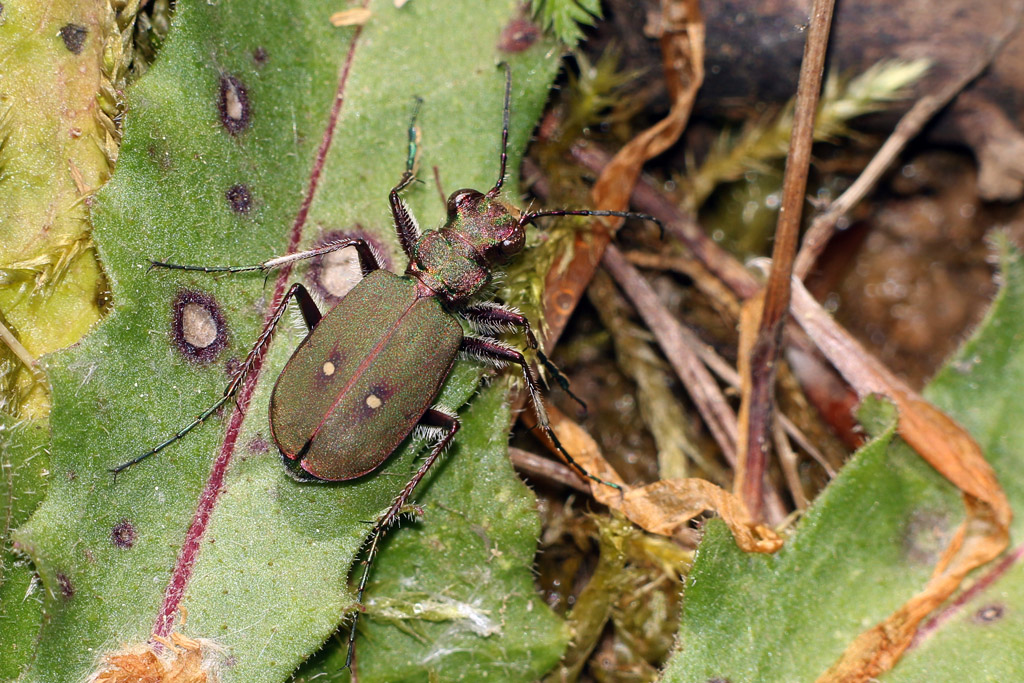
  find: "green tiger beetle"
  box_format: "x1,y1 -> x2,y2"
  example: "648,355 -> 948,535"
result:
112,63 -> 662,667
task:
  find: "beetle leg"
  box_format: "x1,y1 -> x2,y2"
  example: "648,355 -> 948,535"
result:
461,302 -> 540,346
290,283 -> 323,331
109,283 -> 321,476
389,179 -> 422,261
347,407 -> 459,669
460,303 -> 586,412
149,238 -> 384,277
459,336 -> 620,492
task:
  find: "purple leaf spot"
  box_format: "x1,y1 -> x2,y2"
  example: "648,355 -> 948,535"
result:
974,604 -> 1006,624
248,434 -> 270,454
225,184 -> 253,214
59,24 -> 87,54
111,519 -> 137,549
499,18 -> 541,53
57,572 -> 75,599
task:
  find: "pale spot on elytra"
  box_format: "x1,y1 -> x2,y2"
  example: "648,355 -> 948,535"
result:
365,394 -> 382,409
322,361 -> 336,376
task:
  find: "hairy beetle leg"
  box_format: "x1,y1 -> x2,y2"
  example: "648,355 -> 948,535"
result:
460,335 -> 619,492
390,98 -> 425,259
346,407 -> 460,670
461,303 -> 587,413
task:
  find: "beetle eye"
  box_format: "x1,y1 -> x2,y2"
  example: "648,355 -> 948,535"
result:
446,189 -> 483,216
498,231 -> 524,257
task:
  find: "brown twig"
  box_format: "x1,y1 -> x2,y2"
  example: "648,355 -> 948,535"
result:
793,6 -> 1024,280
601,245 -> 789,524
735,0 -> 835,521
618,251 -> 837,478
573,146 -> 860,450
571,144 -> 760,300
602,245 -> 738,464
508,446 -> 591,493
773,417 -> 808,510
623,249 -> 741,319
618,250 -> 835,482
588,269 -> 709,481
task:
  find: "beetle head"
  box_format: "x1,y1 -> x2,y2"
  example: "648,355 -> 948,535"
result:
445,188 -> 526,264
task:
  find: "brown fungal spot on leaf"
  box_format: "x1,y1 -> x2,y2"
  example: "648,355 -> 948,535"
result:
499,18 -> 541,53
309,228 -> 389,304
252,45 -> 268,66
111,520 -> 136,549
56,572 -> 74,598
59,23 -> 87,54
225,184 -> 252,214
172,290 -> 228,364
218,74 -> 251,135
974,604 -> 1006,624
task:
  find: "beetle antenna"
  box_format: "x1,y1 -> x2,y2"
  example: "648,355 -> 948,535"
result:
487,62 -> 513,198
405,96 -> 424,178
109,394 -> 233,476
432,165 -> 447,206
521,209 -> 665,240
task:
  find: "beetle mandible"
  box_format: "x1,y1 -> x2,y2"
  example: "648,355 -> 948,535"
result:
112,62 -> 662,667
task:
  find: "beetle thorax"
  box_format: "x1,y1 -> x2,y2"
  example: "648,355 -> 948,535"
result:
408,188 -> 526,305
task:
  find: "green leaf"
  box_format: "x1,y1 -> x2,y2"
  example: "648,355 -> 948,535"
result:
530,0 -> 602,46
11,1 -> 566,681
661,235 -> 1024,681
0,0 -> 126,672
0,416 -> 49,679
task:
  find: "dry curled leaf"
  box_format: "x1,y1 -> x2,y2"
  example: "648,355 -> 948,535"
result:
544,408 -> 781,554
542,0 -> 705,347
590,0 -> 704,212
